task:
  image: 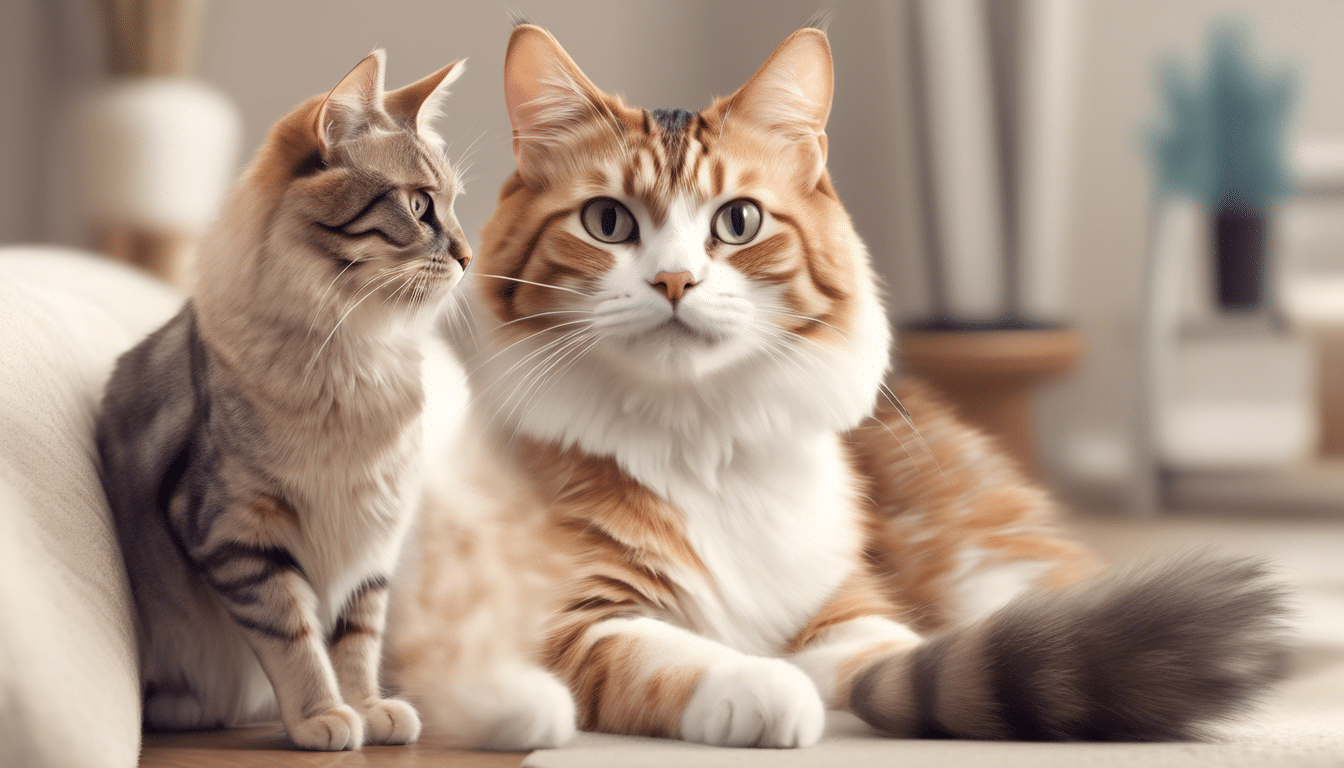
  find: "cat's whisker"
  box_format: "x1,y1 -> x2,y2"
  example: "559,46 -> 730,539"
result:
510,334 -> 601,451
468,326 -> 592,420
479,329 -> 591,438
451,117 -> 492,171
307,256 -> 366,337
491,309 -> 594,331
470,273 -> 593,297
778,332 -> 942,477
758,307 -> 852,340
462,319 -> 595,378
874,382 -> 944,477
491,326 -> 591,404
501,330 -> 595,446
304,265 -> 416,383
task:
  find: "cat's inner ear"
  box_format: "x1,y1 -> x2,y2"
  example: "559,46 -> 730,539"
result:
316,49 -> 387,153
720,28 -> 833,156
503,24 -> 605,181
385,59 -> 465,136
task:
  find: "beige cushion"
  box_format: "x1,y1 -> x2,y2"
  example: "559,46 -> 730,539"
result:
0,248 -> 181,768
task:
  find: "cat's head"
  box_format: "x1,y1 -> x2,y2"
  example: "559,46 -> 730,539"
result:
198,51 -> 470,332
474,26 -> 889,436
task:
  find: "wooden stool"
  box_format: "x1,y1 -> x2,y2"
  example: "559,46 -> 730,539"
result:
898,327 -> 1083,474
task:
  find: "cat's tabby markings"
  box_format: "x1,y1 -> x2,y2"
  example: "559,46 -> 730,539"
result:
393,24 -> 1287,750
98,51 -> 469,751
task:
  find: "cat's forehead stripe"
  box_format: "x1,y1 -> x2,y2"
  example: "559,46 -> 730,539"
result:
618,108 -> 720,223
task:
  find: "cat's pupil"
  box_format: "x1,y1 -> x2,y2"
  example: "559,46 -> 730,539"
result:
730,205 -> 745,236
602,206 -> 617,237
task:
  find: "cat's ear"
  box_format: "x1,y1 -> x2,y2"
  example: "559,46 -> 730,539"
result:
316,50 -> 387,152
718,29 -> 833,171
385,59 -> 465,135
503,24 -> 605,183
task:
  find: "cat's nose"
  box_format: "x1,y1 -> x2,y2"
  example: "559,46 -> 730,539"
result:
651,271 -> 696,304
447,235 -> 471,268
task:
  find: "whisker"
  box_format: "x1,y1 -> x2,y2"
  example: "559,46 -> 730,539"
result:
510,334 -> 600,450
471,273 -> 593,297
308,256 -> 363,336
303,265 -> 415,381
462,318 -> 594,377
491,309 -> 593,331
757,307 -> 852,339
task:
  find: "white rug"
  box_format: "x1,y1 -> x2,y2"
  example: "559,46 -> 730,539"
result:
524,513 -> 1344,768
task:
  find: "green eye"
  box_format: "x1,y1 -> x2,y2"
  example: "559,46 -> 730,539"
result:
712,199 -> 762,244
581,198 -> 638,243
410,190 -> 432,221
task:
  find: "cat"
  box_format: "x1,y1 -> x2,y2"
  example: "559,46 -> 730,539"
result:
389,24 -> 1287,749
96,50 -> 470,752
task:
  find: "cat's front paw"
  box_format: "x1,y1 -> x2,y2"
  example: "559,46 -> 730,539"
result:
680,657 -> 825,748
358,697 -> 421,745
478,666 -> 577,750
287,704 -> 364,751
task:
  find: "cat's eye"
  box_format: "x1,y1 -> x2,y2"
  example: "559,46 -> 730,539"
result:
581,198 -> 638,244
410,190 -> 433,222
712,199 -> 762,245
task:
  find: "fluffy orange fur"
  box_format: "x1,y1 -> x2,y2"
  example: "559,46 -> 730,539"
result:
390,25 -> 1101,746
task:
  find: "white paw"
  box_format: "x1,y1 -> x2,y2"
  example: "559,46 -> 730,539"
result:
286,704 -> 364,751
359,698 -> 421,745
477,667 -> 578,751
680,657 -> 825,748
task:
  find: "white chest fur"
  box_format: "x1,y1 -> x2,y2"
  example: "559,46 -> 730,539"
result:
627,433 -> 863,657
244,339 -> 427,624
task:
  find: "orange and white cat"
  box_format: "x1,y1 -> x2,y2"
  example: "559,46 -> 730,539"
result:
387,25 -> 1286,749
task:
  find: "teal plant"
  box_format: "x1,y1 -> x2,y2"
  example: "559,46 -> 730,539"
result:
1146,19 -> 1296,310
1148,20 -> 1295,211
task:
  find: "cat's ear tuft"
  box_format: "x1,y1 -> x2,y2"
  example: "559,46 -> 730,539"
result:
722,28 -> 833,150
385,59 -> 465,135
317,49 -> 387,152
503,25 -> 604,182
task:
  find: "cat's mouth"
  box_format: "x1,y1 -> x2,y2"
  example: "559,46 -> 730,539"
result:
653,317 -> 716,344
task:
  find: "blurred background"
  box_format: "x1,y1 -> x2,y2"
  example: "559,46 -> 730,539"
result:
3,0 -> 1344,513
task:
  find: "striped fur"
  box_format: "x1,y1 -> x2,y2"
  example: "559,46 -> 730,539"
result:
96,51 -> 468,751
396,25 -> 1288,750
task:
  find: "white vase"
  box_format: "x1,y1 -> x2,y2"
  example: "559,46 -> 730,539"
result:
77,76 -> 241,243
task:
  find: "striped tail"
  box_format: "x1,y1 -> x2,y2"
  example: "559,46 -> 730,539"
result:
849,553 -> 1289,741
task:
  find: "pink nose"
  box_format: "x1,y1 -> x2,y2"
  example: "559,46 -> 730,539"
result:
651,271 -> 696,303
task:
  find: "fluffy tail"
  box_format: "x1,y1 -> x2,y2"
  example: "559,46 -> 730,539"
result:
849,553 -> 1290,741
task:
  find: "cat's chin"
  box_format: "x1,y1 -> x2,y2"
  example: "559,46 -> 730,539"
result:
598,333 -> 760,385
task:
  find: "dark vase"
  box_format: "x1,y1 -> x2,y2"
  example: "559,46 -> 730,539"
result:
1212,206 -> 1269,311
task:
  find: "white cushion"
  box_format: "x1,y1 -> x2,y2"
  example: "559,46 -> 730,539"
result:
0,248 -> 181,768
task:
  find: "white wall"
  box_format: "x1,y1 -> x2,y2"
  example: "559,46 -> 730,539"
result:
1041,0 -> 1344,492
9,0 -> 1344,496
189,0 -> 919,317
0,0 -> 44,243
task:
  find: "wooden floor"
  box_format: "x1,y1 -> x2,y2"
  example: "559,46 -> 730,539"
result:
139,727 -> 526,767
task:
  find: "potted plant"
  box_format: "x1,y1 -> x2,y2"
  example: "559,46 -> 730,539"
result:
1148,21 -> 1295,312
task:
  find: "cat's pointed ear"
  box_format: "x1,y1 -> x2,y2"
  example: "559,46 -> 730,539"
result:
386,59 -> 465,135
316,50 -> 387,152
719,29 -> 833,164
503,24 -> 605,183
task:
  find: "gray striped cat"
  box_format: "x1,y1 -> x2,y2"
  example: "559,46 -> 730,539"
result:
96,51 -> 469,751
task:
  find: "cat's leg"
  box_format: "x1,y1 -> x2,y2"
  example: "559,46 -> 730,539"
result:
328,575 -> 421,745
784,571 -> 921,711
184,494 -> 362,750
549,615 -> 825,748
210,562 -> 364,750
849,377 -> 1101,630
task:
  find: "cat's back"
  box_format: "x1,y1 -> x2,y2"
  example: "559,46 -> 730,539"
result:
98,302 -> 204,525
